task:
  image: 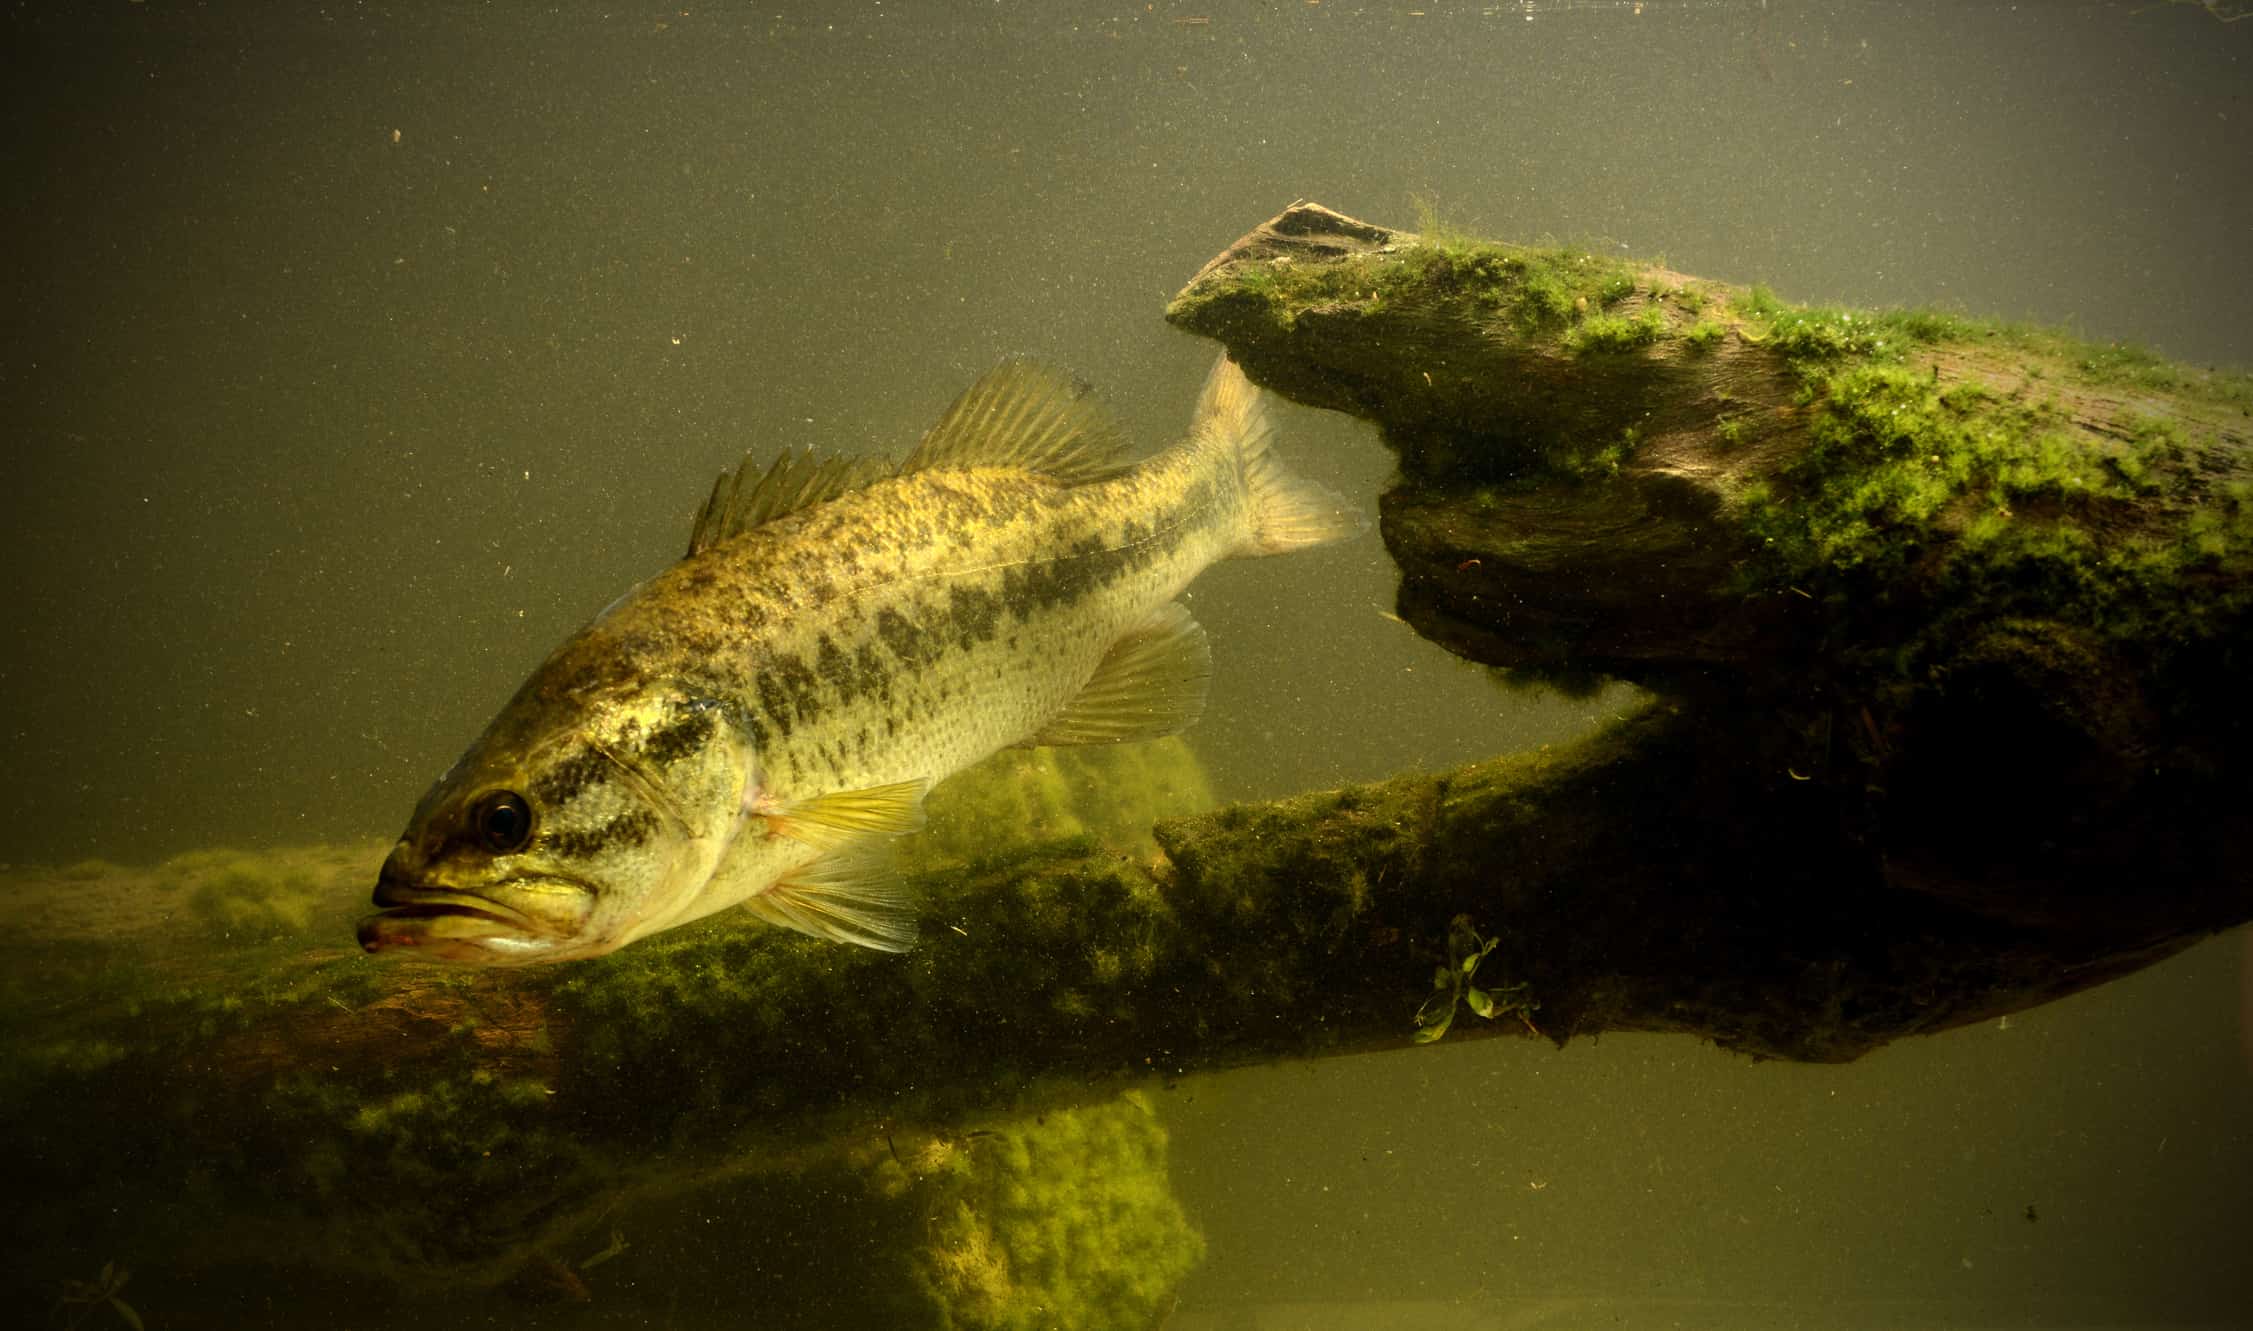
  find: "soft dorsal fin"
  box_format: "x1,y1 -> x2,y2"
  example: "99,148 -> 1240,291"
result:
901,358 -> 1135,484
687,449 -> 896,558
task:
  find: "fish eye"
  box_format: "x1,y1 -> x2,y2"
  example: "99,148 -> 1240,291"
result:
467,789 -> 534,853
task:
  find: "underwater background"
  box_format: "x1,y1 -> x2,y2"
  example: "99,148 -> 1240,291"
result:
5,1 -> 2250,1327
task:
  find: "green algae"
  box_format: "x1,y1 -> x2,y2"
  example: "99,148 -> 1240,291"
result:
0,738 -> 1222,1295
1180,219 -> 2251,425
0,847 -> 586,1287
1207,217 -> 2253,703
1176,229 -> 1647,344
916,738 -> 1213,865
1710,284 -> 2253,713
1173,202 -> 2253,901
273,1065 -> 602,1278
148,844 -> 376,946
542,832 -> 1178,1156
1563,309 -> 1668,355
860,1093 -> 1203,1331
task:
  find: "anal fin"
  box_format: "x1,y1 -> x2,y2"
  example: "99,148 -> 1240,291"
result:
1021,602 -> 1211,747
744,842 -> 916,952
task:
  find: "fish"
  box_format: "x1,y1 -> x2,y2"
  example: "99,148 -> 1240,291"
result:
357,354 -> 1358,964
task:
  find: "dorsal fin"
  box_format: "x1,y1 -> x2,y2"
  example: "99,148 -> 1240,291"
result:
687,449 -> 895,557
686,359 -> 1133,557
901,358 -> 1135,483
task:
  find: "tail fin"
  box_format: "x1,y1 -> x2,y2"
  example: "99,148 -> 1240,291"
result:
1191,354 -> 1364,557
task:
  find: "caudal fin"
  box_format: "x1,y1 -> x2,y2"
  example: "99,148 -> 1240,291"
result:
1191,354 -> 1364,557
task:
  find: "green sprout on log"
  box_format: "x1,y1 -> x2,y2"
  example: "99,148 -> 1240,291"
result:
1412,915 -> 1539,1044
51,1260 -> 142,1331
579,1226 -> 629,1272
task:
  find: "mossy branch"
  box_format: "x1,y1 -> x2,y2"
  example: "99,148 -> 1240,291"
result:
1164,202 -> 2253,1025
7,698 -> 2226,1298
1167,202 -> 2253,693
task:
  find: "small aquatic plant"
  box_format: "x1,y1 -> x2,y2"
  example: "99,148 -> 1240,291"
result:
1412,915 -> 1537,1043
51,1260 -> 141,1331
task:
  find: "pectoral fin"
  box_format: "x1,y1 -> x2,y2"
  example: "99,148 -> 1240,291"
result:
744,842 -> 917,952
1019,602 -> 1211,747
761,779 -> 928,851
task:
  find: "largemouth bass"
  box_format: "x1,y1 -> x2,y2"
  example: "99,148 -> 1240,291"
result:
359,355 -> 1355,964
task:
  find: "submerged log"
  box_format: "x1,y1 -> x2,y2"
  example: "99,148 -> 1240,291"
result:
1170,203 -> 2253,679
1168,201 -> 2253,951
2,693 -> 2230,1303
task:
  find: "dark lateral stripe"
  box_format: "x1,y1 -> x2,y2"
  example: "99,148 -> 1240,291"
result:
875,607 -> 938,669
995,506 -> 1191,623
947,584 -> 1000,648
816,634 -> 857,705
754,649 -> 831,740
756,670 -> 795,738
854,643 -> 891,702
731,480 -> 1208,745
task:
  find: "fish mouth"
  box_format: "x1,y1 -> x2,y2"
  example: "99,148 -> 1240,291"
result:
358,875 -> 591,964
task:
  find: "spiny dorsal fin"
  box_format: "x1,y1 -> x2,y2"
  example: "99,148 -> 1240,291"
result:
687,449 -> 895,557
902,358 -> 1135,483
1016,601 -> 1211,748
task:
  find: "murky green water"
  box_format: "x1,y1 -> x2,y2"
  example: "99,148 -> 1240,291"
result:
6,2 -> 2250,1326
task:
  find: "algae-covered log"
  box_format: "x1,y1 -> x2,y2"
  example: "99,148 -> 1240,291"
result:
0,747 -> 1221,1324
4,705 -> 2222,1312
1169,202 -> 2252,680
1168,202 -> 2253,958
